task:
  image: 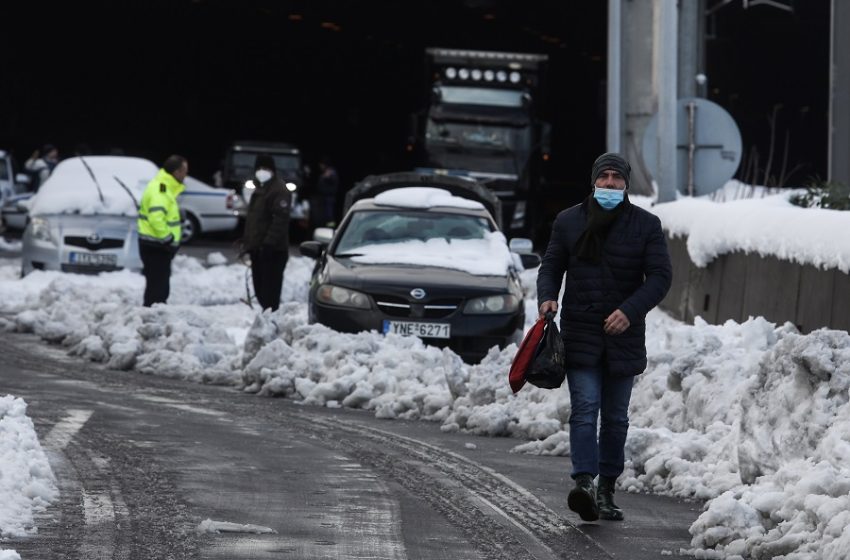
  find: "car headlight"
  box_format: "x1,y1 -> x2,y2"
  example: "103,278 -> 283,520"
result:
30,217 -> 55,243
316,284 -> 371,309
463,294 -> 520,314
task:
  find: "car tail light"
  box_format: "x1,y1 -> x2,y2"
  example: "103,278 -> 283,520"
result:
226,191 -> 244,210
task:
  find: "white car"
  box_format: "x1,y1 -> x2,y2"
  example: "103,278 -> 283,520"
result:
7,161 -> 243,242
21,156 -> 155,276
179,175 -> 244,243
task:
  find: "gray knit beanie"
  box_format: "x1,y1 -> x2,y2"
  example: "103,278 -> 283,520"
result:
591,152 -> 631,188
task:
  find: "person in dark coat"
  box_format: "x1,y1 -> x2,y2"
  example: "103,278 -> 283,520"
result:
315,155 -> 339,227
537,152 -> 672,522
242,153 -> 292,311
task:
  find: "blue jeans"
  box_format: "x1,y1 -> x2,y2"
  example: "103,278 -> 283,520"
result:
567,366 -> 634,479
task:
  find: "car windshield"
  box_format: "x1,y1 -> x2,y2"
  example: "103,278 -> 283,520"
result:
438,86 -> 524,108
334,210 -> 492,255
424,121 -> 531,174
228,152 -> 300,181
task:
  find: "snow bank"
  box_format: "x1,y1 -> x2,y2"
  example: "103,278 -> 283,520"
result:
0,395 -> 58,545
651,192 -> 850,273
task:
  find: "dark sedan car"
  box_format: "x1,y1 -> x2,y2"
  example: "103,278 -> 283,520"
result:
299,172 -> 539,363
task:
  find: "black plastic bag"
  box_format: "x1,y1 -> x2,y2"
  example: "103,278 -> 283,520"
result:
525,312 -> 566,389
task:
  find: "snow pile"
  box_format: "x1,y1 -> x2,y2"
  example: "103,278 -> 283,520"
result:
651,192 -> 850,272
0,396 -> 58,541
196,518 -> 277,534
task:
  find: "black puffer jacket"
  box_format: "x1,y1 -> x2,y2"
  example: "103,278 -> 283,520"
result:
242,176 -> 292,252
537,200 -> 672,376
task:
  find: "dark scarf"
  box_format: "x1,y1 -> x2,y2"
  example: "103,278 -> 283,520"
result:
573,193 -> 630,263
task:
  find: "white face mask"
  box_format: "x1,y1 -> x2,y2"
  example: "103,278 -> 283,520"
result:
255,169 -> 273,183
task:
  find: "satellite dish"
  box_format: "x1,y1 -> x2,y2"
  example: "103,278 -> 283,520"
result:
642,97 -> 742,196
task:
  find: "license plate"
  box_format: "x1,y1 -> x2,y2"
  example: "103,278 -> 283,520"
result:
69,251 -> 117,267
382,320 -> 451,339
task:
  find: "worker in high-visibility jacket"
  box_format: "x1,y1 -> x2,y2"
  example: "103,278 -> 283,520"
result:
137,155 -> 188,307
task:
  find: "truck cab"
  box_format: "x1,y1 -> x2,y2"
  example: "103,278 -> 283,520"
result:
409,48 -> 551,238
222,140 -> 304,198
221,140 -> 309,240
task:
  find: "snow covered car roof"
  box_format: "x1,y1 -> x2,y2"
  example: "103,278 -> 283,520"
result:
344,172 -> 502,229
28,156 -> 157,217
373,187 -> 485,210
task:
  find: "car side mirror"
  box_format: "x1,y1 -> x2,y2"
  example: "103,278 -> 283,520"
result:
509,237 -> 533,253
313,227 -> 334,244
299,241 -> 323,259
15,174 -> 31,186
509,237 -> 539,269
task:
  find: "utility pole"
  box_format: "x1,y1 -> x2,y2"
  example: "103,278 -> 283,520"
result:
655,0 -> 678,202
607,0 -> 622,154
829,0 -> 850,186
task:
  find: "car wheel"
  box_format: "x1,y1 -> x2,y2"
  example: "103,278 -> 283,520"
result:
182,213 -> 201,244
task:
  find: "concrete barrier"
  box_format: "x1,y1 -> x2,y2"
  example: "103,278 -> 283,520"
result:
660,235 -> 849,333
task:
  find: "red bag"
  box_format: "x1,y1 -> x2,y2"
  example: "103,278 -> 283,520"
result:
508,316 -> 547,393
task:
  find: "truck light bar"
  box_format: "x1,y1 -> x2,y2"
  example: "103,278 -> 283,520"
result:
443,67 -> 522,84
429,48 -> 546,87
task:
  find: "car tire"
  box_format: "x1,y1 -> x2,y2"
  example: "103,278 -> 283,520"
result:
182,213 -> 201,244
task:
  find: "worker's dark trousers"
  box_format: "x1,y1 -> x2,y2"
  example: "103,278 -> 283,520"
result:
139,242 -> 174,307
251,249 -> 288,311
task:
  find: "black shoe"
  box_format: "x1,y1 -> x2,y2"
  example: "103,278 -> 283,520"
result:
597,476 -> 624,521
568,474 -> 599,522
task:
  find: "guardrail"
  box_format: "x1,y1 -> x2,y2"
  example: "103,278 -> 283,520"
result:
659,235 -> 850,333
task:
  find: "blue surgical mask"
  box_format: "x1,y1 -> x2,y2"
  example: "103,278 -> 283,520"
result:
593,187 -> 625,210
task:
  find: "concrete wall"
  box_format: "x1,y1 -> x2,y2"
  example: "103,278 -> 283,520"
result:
659,235 -> 850,332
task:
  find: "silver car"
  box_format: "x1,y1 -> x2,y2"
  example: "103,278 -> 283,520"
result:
21,156 -> 157,276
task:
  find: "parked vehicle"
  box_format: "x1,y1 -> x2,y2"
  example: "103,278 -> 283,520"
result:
1,192 -> 32,231
300,172 -> 540,363
20,156 -> 156,276
221,140 -> 302,197
179,175 -> 244,243
6,162 -> 243,243
0,150 -> 33,230
221,140 -> 310,241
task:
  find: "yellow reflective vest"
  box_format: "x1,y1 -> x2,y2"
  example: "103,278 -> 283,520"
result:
137,169 -> 185,245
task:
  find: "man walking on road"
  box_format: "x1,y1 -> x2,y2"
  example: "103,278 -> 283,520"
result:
137,155 -> 187,307
241,153 -> 292,311
537,152 -> 671,522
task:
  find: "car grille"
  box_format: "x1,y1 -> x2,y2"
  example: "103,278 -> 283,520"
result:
61,264 -> 122,274
374,294 -> 461,319
64,236 -> 124,251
